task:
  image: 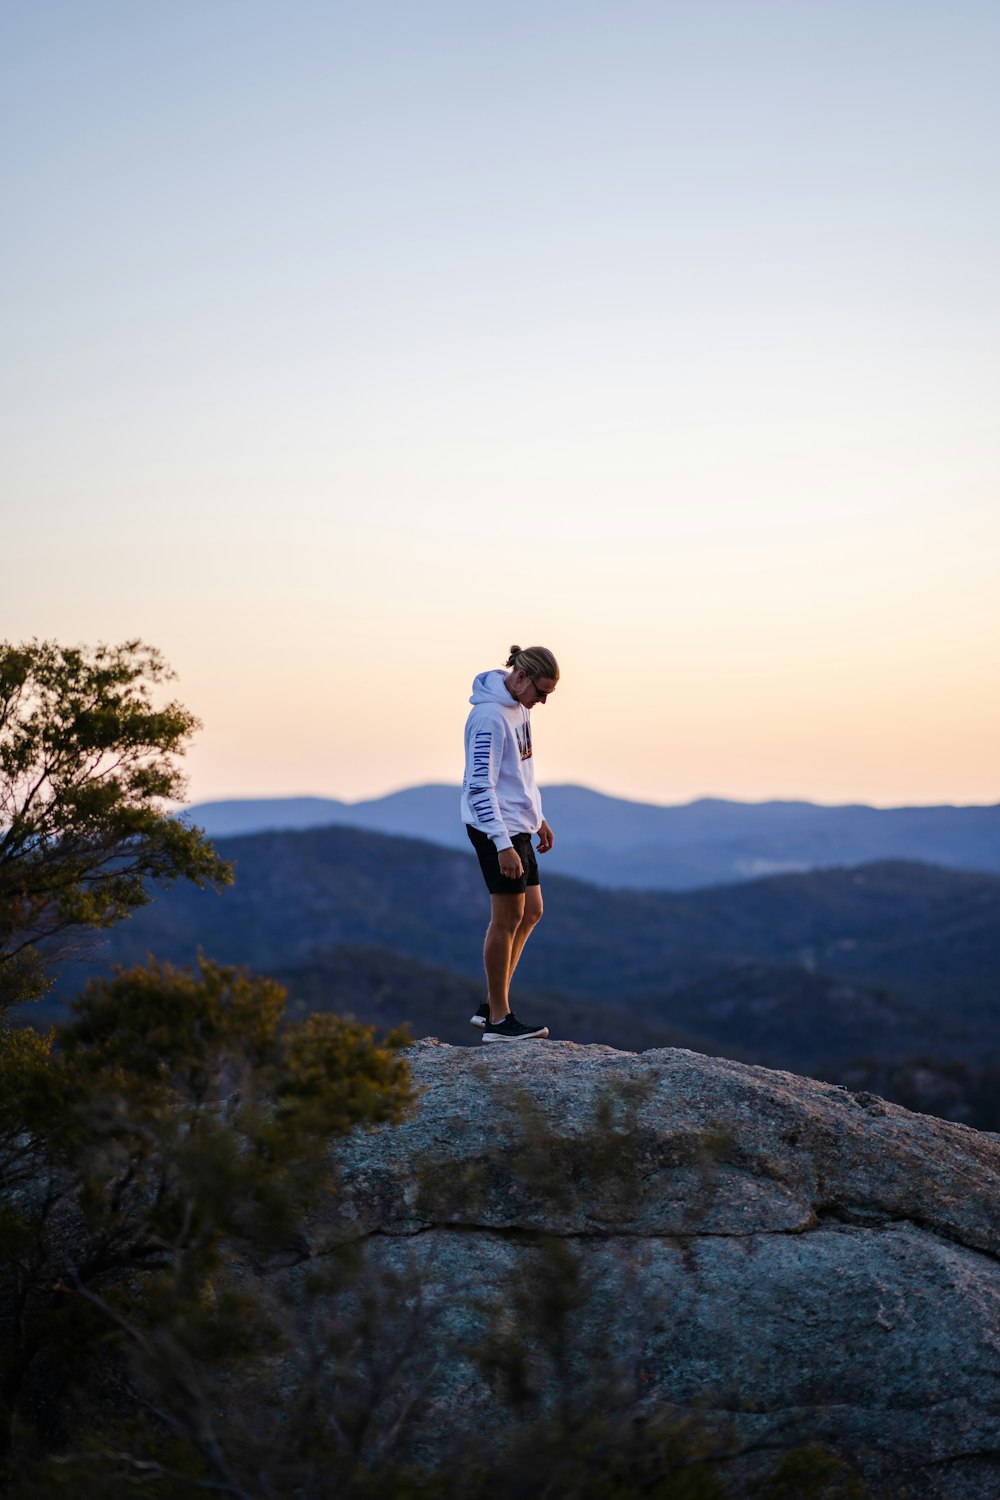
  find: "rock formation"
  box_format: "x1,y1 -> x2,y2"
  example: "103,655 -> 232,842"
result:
302,1039 -> 1000,1499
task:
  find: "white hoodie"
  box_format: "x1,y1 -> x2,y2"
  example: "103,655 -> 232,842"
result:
460,670 -> 543,850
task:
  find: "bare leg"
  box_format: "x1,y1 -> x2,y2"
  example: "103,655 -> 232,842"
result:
483,893 -> 524,1022
507,885 -> 543,989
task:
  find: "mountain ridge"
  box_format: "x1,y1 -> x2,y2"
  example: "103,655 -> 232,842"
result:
183,784 -> 1000,889
40,823 -> 1000,1069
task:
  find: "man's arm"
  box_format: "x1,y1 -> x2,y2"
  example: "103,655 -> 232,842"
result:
537,819 -> 554,853
465,719 -> 514,851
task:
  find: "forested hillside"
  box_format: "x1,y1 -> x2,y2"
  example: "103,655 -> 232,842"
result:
185,785 -> 1000,889
36,827 -> 1000,1084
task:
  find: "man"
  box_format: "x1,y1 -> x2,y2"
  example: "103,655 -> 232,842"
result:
461,644 -> 560,1042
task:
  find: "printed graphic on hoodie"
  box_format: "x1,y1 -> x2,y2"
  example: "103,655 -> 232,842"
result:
468,731 -> 498,827
516,720 -> 533,761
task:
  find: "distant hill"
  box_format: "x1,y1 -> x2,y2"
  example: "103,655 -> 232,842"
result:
183,785 -> 1000,890
38,825 -> 1000,1070
275,944 -> 713,1054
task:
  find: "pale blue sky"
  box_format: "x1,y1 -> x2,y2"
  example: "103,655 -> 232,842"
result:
4,2 -> 998,805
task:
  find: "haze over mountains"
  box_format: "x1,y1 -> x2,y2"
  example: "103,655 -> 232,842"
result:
184,785 -> 1000,890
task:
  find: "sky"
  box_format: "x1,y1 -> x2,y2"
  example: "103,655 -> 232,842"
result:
3,1 -> 998,809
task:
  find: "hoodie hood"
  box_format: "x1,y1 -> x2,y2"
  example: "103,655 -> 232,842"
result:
469,669 -> 520,709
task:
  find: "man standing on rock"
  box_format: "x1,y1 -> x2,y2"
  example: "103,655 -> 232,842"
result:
461,644 -> 559,1042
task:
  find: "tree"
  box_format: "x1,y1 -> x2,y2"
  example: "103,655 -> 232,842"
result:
0,639 -> 232,1009
0,957 -> 414,1492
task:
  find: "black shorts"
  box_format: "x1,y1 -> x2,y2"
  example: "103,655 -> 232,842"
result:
466,825 -> 540,895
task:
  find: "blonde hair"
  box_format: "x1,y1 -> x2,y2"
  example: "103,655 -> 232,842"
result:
505,644 -> 560,682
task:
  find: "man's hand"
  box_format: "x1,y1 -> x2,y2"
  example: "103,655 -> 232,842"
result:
536,819 -> 555,854
498,846 -> 524,879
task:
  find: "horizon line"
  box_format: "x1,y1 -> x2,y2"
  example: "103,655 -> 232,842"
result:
180,782 -> 1000,814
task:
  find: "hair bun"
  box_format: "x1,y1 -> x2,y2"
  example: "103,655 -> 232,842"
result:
505,644 -> 560,681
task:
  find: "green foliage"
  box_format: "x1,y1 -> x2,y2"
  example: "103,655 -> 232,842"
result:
460,1412 -> 737,1500
275,1009 -> 414,1140
0,957 -> 413,1489
62,955 -> 287,1092
0,638 -> 232,1010
749,1443 -> 871,1499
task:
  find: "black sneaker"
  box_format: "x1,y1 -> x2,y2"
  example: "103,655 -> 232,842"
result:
482,1013 -> 550,1043
469,1003 -> 489,1029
